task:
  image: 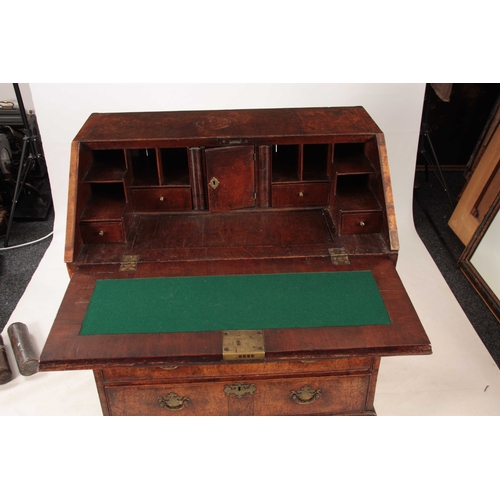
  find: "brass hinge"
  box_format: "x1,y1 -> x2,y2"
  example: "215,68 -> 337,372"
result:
222,330 -> 265,361
119,255 -> 140,271
328,247 -> 350,265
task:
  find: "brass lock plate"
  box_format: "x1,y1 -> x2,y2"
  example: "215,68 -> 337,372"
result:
222,330 -> 265,361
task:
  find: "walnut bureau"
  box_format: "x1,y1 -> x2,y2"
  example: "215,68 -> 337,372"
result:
39,107 -> 431,416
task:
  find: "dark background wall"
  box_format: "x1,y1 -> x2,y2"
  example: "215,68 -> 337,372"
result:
418,83 -> 500,167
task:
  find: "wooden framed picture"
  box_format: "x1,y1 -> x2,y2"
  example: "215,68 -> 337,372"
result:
459,191 -> 500,322
449,101 -> 500,245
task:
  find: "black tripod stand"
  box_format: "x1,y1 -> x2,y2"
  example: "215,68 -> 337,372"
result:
417,87 -> 455,209
3,84 -> 48,247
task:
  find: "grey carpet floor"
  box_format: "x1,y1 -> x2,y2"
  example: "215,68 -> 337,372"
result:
413,169 -> 500,367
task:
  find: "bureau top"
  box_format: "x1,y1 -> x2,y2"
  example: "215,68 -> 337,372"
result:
74,107 -> 383,147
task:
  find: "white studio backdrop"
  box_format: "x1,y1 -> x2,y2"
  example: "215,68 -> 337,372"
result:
2,83 -> 500,418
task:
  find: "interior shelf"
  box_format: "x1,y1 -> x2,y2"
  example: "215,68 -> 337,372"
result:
336,175 -> 380,212
80,183 -> 126,221
129,148 -> 159,186
272,145 -> 300,182
83,149 -> 127,183
303,144 -> 330,180
160,148 -> 190,185
334,143 -> 376,175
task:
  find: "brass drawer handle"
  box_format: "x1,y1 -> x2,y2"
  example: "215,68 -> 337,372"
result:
298,191 -> 304,197
290,385 -> 322,405
159,196 -> 165,201
158,393 -> 190,411
359,221 -> 366,227
98,230 -> 104,236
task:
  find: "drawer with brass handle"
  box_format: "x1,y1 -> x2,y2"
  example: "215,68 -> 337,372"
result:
105,382 -> 228,416
252,375 -> 372,415
103,372 -> 373,416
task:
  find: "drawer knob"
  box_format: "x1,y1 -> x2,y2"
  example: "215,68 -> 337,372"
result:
98,230 -> 104,236
159,196 -> 165,201
290,385 -> 322,405
158,393 -> 190,411
298,191 -> 304,197
359,221 -> 366,227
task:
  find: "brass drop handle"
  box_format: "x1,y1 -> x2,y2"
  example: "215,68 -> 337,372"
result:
158,393 -> 190,411
298,191 -> 304,197
359,221 -> 366,227
290,385 -> 322,405
159,196 -> 165,201
98,230 -> 104,236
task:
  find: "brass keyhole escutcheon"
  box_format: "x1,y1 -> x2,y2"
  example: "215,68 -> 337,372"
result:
209,177 -> 220,190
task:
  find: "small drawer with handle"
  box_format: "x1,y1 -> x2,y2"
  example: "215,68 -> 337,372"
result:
340,211 -> 382,234
80,221 -> 125,243
272,183 -> 329,208
131,187 -> 192,212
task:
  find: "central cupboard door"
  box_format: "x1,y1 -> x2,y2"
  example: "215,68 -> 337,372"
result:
205,146 -> 256,212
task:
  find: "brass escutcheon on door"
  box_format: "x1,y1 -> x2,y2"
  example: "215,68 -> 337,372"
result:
209,177 -> 220,190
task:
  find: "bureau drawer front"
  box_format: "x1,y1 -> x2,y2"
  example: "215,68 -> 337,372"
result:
104,373 -> 371,416
340,211 -> 382,234
253,375 -> 371,415
80,221 -> 125,243
106,382 -> 228,416
102,358 -> 374,384
131,187 -> 192,212
272,183 -> 329,208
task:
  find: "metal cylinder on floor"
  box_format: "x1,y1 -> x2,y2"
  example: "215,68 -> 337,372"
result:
7,322 -> 39,376
0,335 -> 13,384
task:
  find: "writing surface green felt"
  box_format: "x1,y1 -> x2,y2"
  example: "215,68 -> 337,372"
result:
80,271 -> 391,335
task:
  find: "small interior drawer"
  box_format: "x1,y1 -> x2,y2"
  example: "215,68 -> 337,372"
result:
131,187 -> 192,212
80,221 -> 125,243
340,212 -> 382,234
272,183 -> 329,208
